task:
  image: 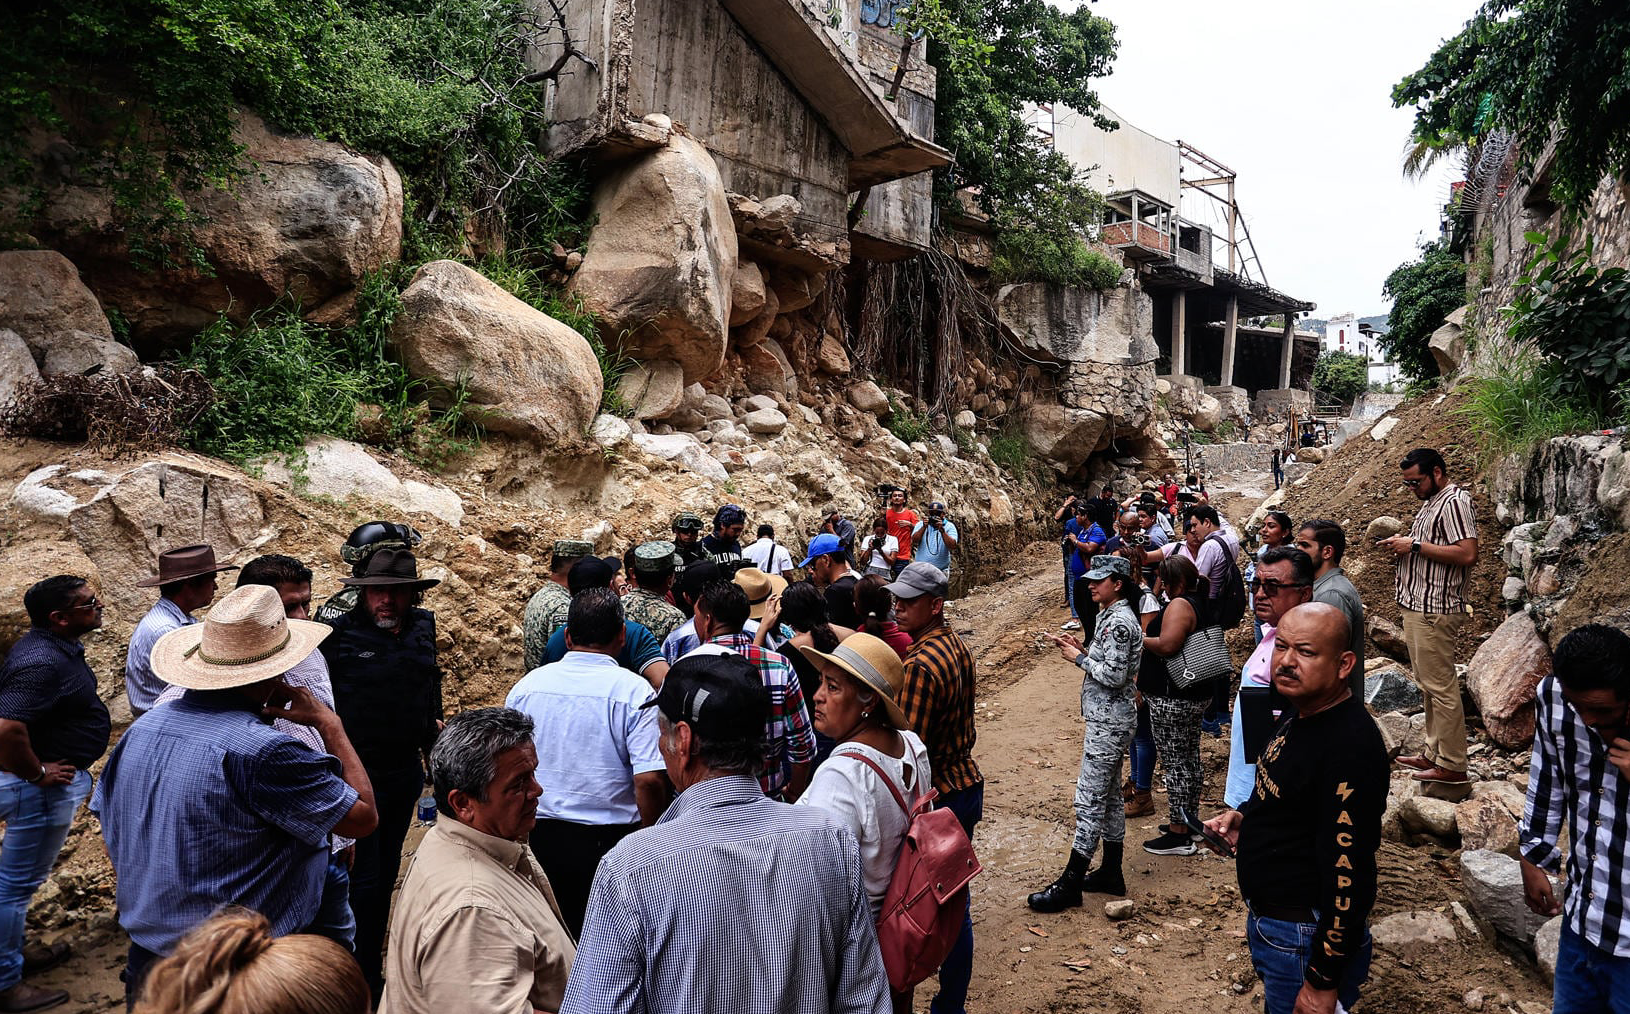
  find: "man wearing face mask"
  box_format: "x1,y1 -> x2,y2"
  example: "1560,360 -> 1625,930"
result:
320,548 -> 444,1002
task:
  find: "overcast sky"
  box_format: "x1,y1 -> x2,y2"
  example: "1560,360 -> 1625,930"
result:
1054,0 -> 1482,319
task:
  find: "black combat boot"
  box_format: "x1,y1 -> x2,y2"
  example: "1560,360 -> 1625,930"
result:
1027,848 -> 1092,913
1081,839 -> 1126,896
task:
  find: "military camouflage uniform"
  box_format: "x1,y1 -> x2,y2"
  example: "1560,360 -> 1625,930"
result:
1070,597 -> 1142,858
622,588 -> 685,644
522,582 -> 572,672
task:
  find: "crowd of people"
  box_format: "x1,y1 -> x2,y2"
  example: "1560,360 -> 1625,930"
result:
0,451 -> 1624,1014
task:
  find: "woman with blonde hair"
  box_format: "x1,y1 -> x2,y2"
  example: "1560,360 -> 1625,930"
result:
134,909 -> 367,1014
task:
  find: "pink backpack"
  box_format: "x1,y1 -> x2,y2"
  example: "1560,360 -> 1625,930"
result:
839,750 -> 983,992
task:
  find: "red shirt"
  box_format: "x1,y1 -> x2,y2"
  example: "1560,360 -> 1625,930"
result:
886,508 -> 919,561
1160,483 -> 1179,507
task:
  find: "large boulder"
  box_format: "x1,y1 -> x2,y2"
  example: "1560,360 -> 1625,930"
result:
1429,308 -> 1468,376
1188,391 -> 1222,433
9,460 -> 268,619
847,381 -> 890,416
630,432 -> 728,482
1466,610 -> 1552,749
1454,782 -> 1525,856
1364,665 -> 1423,713
0,329 -> 42,406
0,251 -> 113,360
258,436 -> 463,527
569,134 -> 737,384
39,330 -> 140,377
729,261 -> 767,326
1024,404 -> 1108,470
616,359 -> 686,421
0,540 -> 100,656
1460,849 -> 1554,945
391,261 -> 602,445
38,112 -> 403,346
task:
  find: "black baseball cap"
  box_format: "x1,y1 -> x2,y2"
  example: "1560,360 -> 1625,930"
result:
676,560 -> 722,597
567,557 -> 615,593
640,653 -> 769,743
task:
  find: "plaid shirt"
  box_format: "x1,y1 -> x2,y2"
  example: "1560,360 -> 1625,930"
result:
1396,483 -> 1477,613
1520,675 -> 1630,955
900,623 -> 982,794
687,634 -> 816,797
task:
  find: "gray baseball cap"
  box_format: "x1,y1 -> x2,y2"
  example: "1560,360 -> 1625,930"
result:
883,561 -> 949,600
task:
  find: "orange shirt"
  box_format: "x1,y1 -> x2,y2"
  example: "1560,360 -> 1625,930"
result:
885,508 -> 919,561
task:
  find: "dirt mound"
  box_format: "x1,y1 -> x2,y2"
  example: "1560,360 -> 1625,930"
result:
1272,388 -> 1509,662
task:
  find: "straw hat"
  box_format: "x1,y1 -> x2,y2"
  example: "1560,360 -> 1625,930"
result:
799,632 -> 910,731
732,567 -> 789,620
151,584 -> 331,690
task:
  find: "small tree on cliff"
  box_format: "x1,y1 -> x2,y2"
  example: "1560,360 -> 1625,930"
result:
908,0 -> 1117,241
1312,350 -> 1369,406
1381,238 -> 1467,381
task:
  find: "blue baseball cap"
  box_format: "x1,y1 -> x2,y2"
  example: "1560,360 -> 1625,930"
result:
799,533 -> 845,568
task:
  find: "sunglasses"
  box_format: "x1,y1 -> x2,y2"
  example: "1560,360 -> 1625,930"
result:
1401,478 -> 1425,488
65,594 -> 102,612
1250,579 -> 1310,596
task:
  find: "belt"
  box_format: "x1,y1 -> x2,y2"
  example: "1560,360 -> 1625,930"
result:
1250,901 -> 1317,924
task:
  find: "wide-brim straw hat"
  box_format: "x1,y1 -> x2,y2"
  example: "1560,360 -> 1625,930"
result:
338,547 -> 440,589
152,584 -> 331,690
799,632 -> 911,731
136,544 -> 240,588
733,567 -> 789,620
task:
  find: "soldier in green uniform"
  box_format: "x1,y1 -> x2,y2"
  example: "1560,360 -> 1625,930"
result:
621,541 -> 687,643
521,539 -> 593,671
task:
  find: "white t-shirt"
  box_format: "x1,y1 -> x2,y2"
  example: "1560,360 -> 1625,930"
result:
743,537 -> 794,576
860,534 -> 899,571
796,731 -> 932,917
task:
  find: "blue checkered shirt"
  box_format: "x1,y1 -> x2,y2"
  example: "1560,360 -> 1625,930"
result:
560,775 -> 889,1014
90,689 -> 358,953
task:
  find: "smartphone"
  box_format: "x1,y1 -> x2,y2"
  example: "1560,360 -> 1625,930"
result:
1182,807 -> 1235,858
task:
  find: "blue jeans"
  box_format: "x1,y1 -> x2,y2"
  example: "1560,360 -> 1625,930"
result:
0,769 -> 92,990
313,849 -> 356,950
931,782 -> 983,1014
1247,909 -> 1371,1014
1555,923 -> 1630,1013
1129,701 -> 1155,792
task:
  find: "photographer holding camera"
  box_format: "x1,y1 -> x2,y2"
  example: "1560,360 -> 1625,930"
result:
910,501 -> 960,581
817,504 -> 858,567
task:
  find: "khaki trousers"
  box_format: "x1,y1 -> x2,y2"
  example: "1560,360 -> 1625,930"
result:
1400,608 -> 1468,773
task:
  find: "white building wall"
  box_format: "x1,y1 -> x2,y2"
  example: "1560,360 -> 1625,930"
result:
1029,102 -> 1181,208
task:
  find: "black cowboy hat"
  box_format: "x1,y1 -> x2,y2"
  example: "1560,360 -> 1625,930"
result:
338,547 -> 441,589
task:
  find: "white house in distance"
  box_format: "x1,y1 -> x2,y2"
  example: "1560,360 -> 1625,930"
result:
1322,312 -> 1403,389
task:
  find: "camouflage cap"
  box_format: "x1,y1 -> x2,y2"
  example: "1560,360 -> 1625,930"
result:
551,539 -> 594,560
633,540 -> 679,574
672,511 -> 704,532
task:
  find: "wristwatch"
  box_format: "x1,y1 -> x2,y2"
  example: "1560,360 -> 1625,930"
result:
1411,540 -> 1422,555
26,766 -> 45,784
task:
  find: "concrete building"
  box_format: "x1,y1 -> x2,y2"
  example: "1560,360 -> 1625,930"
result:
1323,312 -> 1403,389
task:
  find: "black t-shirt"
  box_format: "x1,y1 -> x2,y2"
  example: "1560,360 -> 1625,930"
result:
0,629 -> 111,769
1236,694 -> 1388,990
321,606 -> 443,769
825,575 -> 860,630
1136,594 -> 1215,701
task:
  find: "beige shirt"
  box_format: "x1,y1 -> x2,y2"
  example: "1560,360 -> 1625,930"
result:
380,818 -> 575,1014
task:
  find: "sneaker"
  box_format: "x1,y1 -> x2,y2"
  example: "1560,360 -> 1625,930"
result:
1062,620 -> 1081,631
1142,829 -> 1199,856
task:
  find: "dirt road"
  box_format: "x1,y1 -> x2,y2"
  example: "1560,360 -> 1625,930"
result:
941,559 -> 1552,1014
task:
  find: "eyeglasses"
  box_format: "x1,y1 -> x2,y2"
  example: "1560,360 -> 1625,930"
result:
1401,478 -> 1424,488
66,595 -> 102,612
1250,579 -> 1310,596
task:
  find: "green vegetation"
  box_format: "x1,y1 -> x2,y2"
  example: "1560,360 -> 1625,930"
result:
907,0 -> 1116,246
1312,350 -> 1369,406
1393,0 -> 1630,212
884,398 -> 933,445
989,230 -> 1122,290
1455,351 -> 1608,458
986,426 -> 1032,478
1381,238 -> 1466,381
1504,232 -> 1630,423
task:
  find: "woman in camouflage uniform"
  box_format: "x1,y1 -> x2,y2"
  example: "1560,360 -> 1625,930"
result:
1029,554 -> 1145,912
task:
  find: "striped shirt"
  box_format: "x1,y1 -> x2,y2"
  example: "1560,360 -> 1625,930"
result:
1395,483 -> 1477,613
899,623 -> 982,795
1519,675 -> 1630,956
560,775 -> 889,1014
682,634 -> 816,797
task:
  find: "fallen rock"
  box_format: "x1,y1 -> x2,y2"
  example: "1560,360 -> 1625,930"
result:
1501,576 -> 1526,603
0,250 -> 115,365
768,267 -> 820,313
1367,614 -> 1411,661
1024,403 -> 1108,471
1399,794 -> 1459,838
1534,914 -> 1563,985
743,408 -> 788,435
732,286 -> 779,348
39,330 -> 140,377
589,414 -> 632,448
1376,711 -> 1428,760
1454,792 -> 1521,856
1188,392 -> 1222,433
616,359 -> 685,420
741,394 -> 780,414
0,329 -> 42,407
259,436 -> 464,527
729,260 -> 767,326
935,434 -> 958,457
740,339 -> 791,395
817,333 -> 851,375
1104,899 -> 1136,921
1466,610 -> 1552,749
955,409 -> 978,429
631,432 -> 729,482
1295,445 -> 1325,465
745,450 -> 785,473
1371,416 -> 1400,441
391,260 -> 602,444
847,381 -> 890,416
39,112 -> 403,344
1364,516 -> 1402,543
1370,910 -> 1457,956
569,134 -> 737,384
1365,665 -> 1423,713
1460,849 -> 1553,945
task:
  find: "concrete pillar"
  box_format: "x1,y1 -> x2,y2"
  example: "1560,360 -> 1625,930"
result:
1221,295 -> 1239,387
1279,316 -> 1295,389
1171,291 -> 1187,374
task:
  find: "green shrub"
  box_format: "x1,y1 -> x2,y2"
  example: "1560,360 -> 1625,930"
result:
885,398 -> 933,444
1454,349 -> 1609,458
1312,349 -> 1369,405
990,229 -> 1123,290
986,427 -> 1032,476
1506,232 -> 1630,424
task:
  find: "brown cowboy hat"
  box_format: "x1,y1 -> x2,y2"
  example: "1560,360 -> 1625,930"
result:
732,567 -> 789,620
338,547 -> 440,589
136,544 -> 240,588
152,584 -> 330,690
